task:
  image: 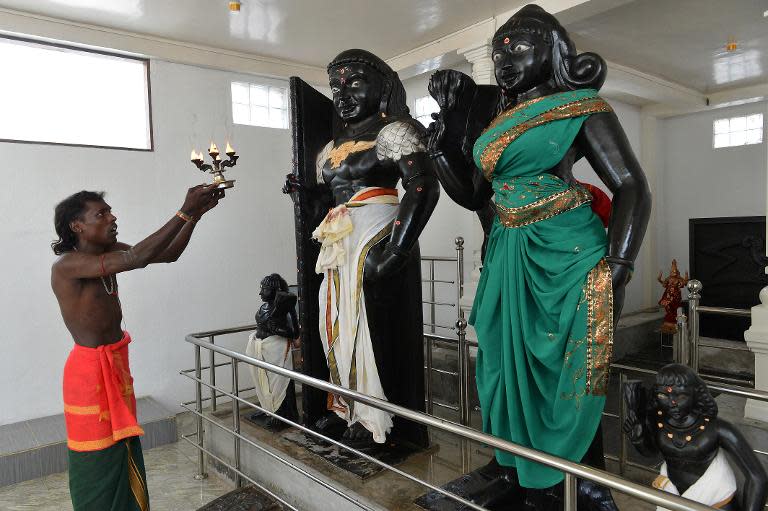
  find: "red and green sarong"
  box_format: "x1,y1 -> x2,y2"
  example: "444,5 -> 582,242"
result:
63,332 -> 148,510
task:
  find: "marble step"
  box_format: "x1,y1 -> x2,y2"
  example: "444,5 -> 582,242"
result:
0,396 -> 177,487
203,408 -> 387,511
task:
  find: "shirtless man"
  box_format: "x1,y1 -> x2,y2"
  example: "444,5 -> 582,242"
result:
51,185 -> 221,511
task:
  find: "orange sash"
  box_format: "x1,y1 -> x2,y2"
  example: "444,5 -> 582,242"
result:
63,332 -> 144,452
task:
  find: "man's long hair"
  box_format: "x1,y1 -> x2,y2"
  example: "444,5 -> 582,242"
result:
52,191 -> 105,255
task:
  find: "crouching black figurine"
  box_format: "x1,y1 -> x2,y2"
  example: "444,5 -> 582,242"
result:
623,364 -> 767,510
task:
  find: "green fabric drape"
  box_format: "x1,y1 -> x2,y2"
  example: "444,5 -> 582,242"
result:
69,436 -> 149,511
470,89 -> 613,488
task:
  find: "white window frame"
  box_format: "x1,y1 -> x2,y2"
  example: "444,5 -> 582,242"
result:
412,95 -> 439,128
0,35 -> 153,151
713,113 -> 763,149
231,81 -> 289,129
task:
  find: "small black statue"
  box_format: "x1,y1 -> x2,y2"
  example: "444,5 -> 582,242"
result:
245,273 -> 299,430
623,364 -> 767,511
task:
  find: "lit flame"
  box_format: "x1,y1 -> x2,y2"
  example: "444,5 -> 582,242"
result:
209,142 -> 219,154
190,149 -> 197,160
225,142 -> 235,154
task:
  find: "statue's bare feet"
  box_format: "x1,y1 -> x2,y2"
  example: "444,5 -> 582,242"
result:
341,422 -> 378,450
578,480 -> 619,511
313,413 -> 346,439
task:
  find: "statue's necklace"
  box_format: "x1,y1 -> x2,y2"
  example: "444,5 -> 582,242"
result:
656,411 -> 710,448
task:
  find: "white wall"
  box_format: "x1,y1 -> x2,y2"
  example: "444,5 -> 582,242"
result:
657,101 -> 768,276
0,60 -> 297,425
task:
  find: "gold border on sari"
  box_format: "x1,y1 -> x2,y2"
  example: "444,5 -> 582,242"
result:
127,439 -> 149,511
585,258 -> 613,395
495,186 -> 592,228
479,97 -> 613,181
325,223 -> 393,414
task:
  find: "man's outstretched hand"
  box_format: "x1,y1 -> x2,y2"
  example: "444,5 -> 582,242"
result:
181,184 -> 225,221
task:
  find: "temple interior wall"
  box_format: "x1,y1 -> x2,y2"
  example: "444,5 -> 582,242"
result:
657,101 -> 768,278
3,50 -> 766,426
0,60 -> 298,425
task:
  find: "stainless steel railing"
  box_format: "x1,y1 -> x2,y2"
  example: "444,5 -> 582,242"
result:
682,279 -> 752,376
421,237 -> 469,425
182,328 -> 720,511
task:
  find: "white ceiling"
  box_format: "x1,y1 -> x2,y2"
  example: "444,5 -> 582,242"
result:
0,0 -> 527,67
1,0 -> 766,98
566,0 -> 768,93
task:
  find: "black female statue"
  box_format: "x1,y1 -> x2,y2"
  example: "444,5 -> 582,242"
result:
624,364 -> 767,510
246,273 -> 299,430
284,49 -> 439,449
426,4 -> 651,509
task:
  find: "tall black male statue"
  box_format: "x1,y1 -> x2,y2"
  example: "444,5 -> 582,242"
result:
284,49 -> 439,449
427,4 -> 651,509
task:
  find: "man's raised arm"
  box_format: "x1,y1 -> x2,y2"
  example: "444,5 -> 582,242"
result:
54,185 -> 219,279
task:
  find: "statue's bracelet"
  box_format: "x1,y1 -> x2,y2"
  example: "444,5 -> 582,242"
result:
384,242 -> 410,258
605,256 -> 634,272
428,149 -> 444,159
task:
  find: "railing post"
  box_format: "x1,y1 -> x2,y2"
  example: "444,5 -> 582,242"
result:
455,237 -> 468,423
194,344 -> 208,480
232,357 -> 242,488
455,237 -> 464,306
209,335 -> 217,413
426,260 -> 435,415
564,472 -> 577,511
456,317 -> 469,426
675,309 -> 689,365
618,370 -> 627,476
687,280 -> 702,373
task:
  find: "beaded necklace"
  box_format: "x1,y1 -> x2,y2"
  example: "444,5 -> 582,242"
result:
656,409 -> 710,448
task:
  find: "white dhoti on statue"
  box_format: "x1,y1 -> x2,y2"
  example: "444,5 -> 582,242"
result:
245,332 -> 293,413
313,187 -> 399,444
652,448 -> 737,510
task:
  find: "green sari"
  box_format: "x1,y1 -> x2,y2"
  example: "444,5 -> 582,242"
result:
470,89 -> 614,488
69,436 -> 149,511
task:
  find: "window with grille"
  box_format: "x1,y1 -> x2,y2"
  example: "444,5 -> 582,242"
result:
713,113 -> 763,148
413,95 -> 439,128
231,81 -> 289,129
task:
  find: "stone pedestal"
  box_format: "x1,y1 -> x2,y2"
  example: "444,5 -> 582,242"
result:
744,286 -> 768,422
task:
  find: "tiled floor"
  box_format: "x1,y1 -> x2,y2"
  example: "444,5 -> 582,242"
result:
0,441 -> 234,511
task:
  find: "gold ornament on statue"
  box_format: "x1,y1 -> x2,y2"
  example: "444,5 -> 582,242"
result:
190,142 -> 238,189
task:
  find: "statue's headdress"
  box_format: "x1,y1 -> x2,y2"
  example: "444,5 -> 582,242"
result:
327,49 -> 409,118
493,4 -> 606,92
261,273 -> 288,293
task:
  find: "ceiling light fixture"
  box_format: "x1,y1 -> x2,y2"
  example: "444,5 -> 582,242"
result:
229,1 -> 241,12
725,36 -> 738,52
